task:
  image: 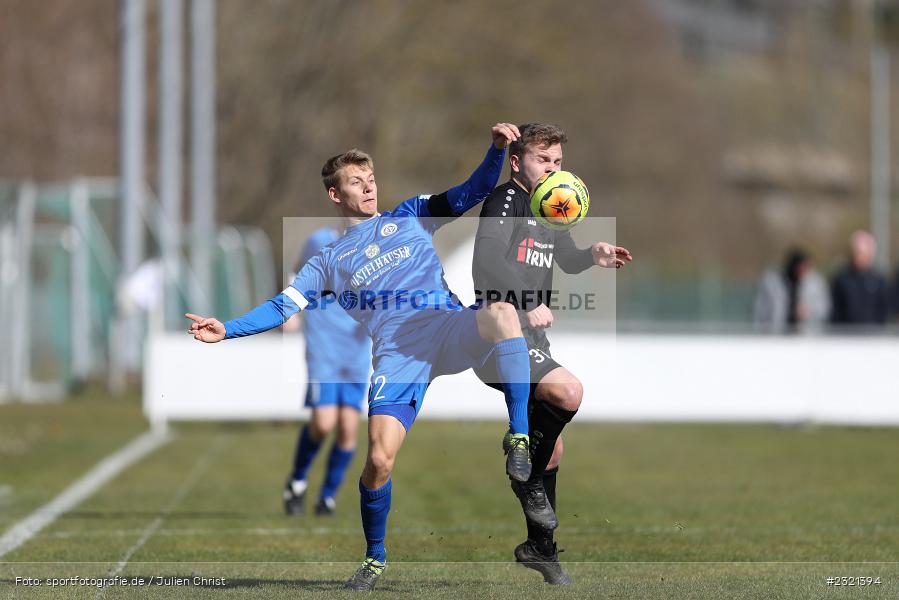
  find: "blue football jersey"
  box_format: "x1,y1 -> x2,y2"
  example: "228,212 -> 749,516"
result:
291,199 -> 462,343
298,228 -> 371,380
223,144 -> 505,345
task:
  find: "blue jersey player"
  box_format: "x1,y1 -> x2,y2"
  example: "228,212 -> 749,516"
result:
186,122 -> 542,591
282,227 -> 372,518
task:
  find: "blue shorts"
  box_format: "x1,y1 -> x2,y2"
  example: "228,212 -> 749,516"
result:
368,308 -> 494,431
305,381 -> 367,411
306,359 -> 371,385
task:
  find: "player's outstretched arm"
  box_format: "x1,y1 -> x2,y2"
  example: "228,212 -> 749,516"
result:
198,253 -> 326,341
186,299 -> 295,342
397,123 -> 520,224
214,292 -> 306,340
441,122 -> 520,215
186,313 -> 226,343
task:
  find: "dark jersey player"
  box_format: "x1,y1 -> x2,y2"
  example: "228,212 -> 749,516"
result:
186,122 -> 539,591
473,123 -> 632,585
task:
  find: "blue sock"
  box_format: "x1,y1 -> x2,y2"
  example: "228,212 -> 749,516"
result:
494,337 -> 531,435
321,445 -> 355,500
291,425 -> 322,482
359,478 -> 391,563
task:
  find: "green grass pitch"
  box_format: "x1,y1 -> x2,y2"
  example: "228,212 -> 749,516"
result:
1,392 -> 898,598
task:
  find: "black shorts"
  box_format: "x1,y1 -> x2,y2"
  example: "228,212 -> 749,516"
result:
474,327 -> 563,398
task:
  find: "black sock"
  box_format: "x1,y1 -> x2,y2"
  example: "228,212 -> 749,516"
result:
543,467 -> 558,511
526,517 -> 550,551
528,401 -> 576,481
526,467 -> 560,555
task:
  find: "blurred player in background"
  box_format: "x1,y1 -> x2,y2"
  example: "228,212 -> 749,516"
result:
472,123 -> 631,585
187,122 -> 535,591
282,227 -> 371,517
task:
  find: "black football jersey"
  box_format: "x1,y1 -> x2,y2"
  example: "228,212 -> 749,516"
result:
472,179 -> 593,313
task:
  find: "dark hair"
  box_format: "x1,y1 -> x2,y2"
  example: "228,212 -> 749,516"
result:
783,248 -> 809,284
509,123 -> 568,159
783,247 -> 810,326
321,149 -> 373,190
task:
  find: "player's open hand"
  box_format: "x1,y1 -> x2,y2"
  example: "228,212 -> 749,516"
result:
591,242 -> 633,269
526,303 -> 554,330
492,123 -> 520,149
186,313 -> 226,343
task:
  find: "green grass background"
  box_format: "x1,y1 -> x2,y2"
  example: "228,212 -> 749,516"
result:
1,392 -> 898,598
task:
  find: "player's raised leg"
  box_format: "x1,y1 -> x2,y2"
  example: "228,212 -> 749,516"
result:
344,414 -> 406,591
475,302 -> 532,482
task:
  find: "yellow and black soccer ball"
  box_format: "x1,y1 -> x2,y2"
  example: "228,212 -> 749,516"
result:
529,170 -> 590,231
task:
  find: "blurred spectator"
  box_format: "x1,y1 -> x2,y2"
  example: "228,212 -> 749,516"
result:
830,230 -> 889,326
110,258 -> 164,392
892,267 -> 899,321
117,258 -> 163,318
753,248 -> 830,334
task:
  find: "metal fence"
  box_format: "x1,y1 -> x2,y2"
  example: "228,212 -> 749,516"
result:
0,178 -> 275,402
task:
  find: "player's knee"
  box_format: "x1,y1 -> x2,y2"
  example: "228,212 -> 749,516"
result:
310,419 -> 334,440
367,448 -> 395,479
489,302 -> 520,334
336,426 -> 357,449
313,405 -> 338,426
545,381 -> 583,412
563,381 -> 584,411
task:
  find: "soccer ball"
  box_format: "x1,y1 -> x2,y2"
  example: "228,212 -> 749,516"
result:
529,170 -> 590,231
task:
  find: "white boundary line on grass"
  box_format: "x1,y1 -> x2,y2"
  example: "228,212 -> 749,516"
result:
95,434 -> 224,598
0,430 -> 171,559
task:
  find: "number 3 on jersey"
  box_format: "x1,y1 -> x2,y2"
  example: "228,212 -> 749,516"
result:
529,348 -> 549,363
